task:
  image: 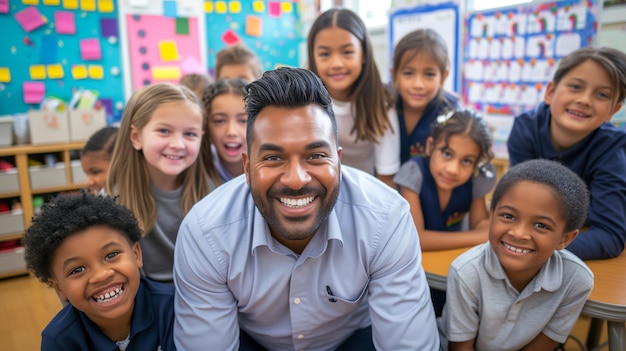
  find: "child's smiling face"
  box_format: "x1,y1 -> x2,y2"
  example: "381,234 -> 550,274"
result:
48,225 -> 142,339
488,181 -> 578,291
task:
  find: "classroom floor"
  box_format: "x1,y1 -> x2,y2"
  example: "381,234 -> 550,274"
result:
0,273 -> 609,351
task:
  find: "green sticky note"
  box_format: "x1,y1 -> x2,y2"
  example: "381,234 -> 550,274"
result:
176,18 -> 189,35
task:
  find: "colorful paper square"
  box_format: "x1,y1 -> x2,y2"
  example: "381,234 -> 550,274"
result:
79,0 -> 95,11
80,38 -> 102,60
176,17 -> 189,35
204,1 -> 213,13
40,35 -> 58,64
163,0 -> 176,17
15,6 -> 47,32
29,65 -> 47,80
43,0 -> 61,5
245,15 -> 262,37
215,1 -> 226,14
47,64 -> 64,79
98,0 -> 114,12
72,64 -> 87,79
62,0 -> 77,9
152,66 -> 181,80
100,18 -> 118,37
221,29 -> 240,45
158,41 -> 179,62
281,2 -> 292,13
268,2 -> 280,17
0,0 -> 9,13
22,0 -> 39,5
23,82 -> 46,104
252,1 -> 264,12
88,65 -> 103,79
229,0 -> 240,13
54,10 -> 75,34
0,67 -> 11,83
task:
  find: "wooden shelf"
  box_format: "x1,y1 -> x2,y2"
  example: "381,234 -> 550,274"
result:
0,142 -> 85,278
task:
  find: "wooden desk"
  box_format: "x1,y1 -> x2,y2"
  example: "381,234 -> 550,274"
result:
421,247 -> 626,351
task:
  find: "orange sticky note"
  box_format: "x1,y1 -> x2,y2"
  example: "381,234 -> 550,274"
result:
0,67 -> 11,83
72,64 -> 87,79
30,65 -> 47,80
152,66 -> 181,80
88,65 -> 103,79
158,41 -> 179,62
246,15 -> 262,37
47,64 -> 64,79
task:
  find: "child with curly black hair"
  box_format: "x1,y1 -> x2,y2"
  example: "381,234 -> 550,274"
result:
23,193 -> 175,351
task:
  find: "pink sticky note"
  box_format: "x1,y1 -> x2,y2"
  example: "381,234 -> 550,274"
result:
55,11 -> 76,35
15,7 -> 46,32
23,82 -> 46,104
0,0 -> 9,14
222,29 -> 241,45
80,38 -> 102,60
268,2 -> 280,17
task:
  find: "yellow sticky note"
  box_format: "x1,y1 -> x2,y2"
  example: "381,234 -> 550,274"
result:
88,65 -> 104,79
63,0 -> 78,9
98,0 -> 114,12
158,41 -> 179,62
252,1 -> 264,12
43,0 -> 61,5
47,64 -> 64,79
80,0 -> 96,11
229,1 -> 241,13
281,2 -> 292,13
152,66 -> 181,80
72,65 -> 88,79
30,65 -> 47,80
215,1 -> 226,14
0,67 -> 11,83
22,0 -> 39,5
204,1 -> 213,13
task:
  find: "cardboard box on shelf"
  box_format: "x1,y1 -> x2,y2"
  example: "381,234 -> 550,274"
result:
68,109 -> 106,142
27,111 -> 70,145
0,117 -> 14,147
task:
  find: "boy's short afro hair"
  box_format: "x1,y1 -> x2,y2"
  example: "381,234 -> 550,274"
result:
23,193 -> 142,283
490,159 -> 589,232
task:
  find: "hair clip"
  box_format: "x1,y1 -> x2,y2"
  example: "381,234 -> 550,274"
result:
436,110 -> 455,125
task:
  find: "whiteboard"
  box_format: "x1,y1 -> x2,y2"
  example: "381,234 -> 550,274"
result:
389,2 -> 460,93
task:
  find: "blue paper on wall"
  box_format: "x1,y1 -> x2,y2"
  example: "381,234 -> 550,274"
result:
40,35 -> 58,64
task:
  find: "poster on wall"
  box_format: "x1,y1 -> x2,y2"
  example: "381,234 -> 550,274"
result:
389,2 -> 460,93
0,1 -> 123,122
462,0 -> 599,116
204,0 -> 303,74
125,14 -> 203,91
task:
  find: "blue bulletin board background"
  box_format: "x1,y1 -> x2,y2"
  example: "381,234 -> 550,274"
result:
0,1 -> 123,123
204,0 -> 302,74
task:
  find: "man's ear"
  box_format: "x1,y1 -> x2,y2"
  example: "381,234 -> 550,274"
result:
558,229 -> 579,250
242,152 -> 250,185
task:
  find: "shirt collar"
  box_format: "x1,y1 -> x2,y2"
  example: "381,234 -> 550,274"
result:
485,243 -> 563,293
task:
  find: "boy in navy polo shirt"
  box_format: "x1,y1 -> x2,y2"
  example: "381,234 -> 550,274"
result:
23,193 -> 175,351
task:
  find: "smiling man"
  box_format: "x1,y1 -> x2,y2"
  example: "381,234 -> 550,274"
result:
173,67 -> 438,351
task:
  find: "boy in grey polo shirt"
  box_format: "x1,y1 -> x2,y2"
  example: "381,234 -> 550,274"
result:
438,159 -> 594,351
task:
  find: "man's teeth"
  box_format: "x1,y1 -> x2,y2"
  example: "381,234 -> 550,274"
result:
503,242 -> 532,254
94,286 -> 123,303
280,196 -> 314,208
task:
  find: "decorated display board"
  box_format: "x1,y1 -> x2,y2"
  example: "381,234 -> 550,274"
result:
204,0 -> 302,74
0,0 -> 123,123
462,0 -> 600,116
389,1 -> 460,93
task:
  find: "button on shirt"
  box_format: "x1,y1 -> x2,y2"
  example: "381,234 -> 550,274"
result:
173,166 -> 439,351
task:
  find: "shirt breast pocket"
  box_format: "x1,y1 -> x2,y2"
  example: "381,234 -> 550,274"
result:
325,280 -> 370,314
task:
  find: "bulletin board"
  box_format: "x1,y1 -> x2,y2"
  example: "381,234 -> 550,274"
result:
388,2 -> 460,93
0,0 -> 124,123
462,0 -> 600,116
125,14 -> 203,90
204,0 -> 303,74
